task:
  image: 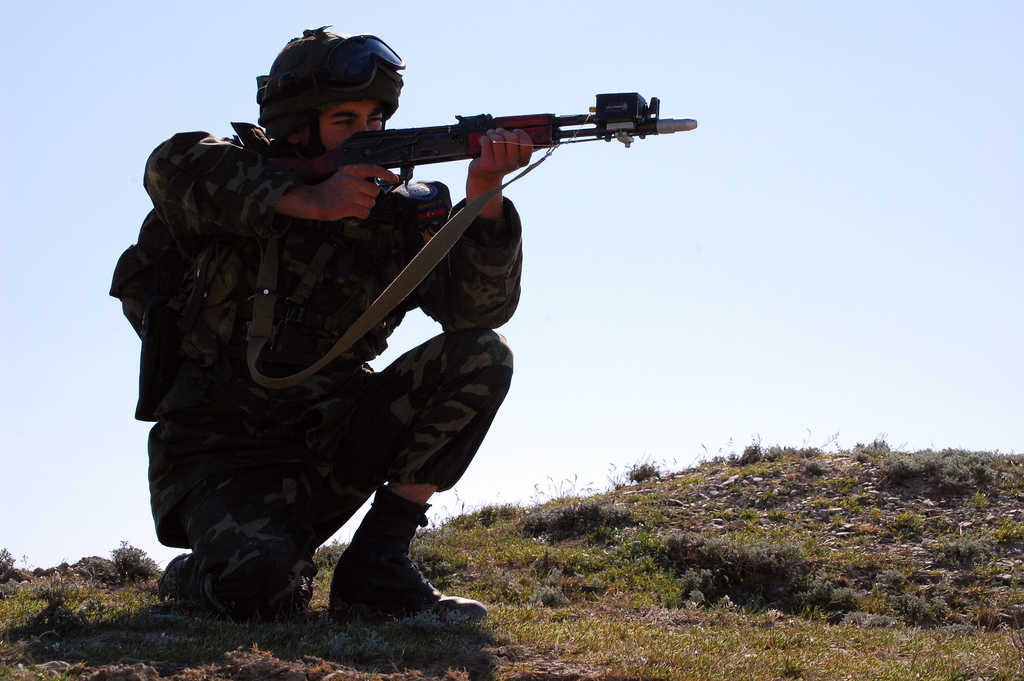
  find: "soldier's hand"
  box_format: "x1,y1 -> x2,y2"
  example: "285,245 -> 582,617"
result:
277,164 -> 400,221
466,128 -> 534,221
468,128 -> 534,189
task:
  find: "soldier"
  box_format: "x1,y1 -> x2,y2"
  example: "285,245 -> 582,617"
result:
143,28 -> 533,620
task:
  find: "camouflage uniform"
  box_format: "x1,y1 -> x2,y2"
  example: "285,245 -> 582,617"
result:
143,128 -> 521,618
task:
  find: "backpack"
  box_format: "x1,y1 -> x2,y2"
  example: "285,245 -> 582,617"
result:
110,124 -> 265,421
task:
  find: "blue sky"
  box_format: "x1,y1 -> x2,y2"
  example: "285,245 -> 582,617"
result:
1,1 -> 1021,569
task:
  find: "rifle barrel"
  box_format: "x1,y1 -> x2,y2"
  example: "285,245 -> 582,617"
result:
551,115 -> 698,141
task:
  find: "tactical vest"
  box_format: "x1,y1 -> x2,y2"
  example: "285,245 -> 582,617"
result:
110,125 -> 452,420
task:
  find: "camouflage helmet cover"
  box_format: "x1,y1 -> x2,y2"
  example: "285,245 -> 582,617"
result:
257,27 -> 404,139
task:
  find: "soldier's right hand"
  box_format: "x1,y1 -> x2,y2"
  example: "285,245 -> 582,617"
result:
277,164 -> 400,221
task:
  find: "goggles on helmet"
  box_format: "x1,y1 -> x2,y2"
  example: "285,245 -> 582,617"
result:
257,35 -> 405,105
326,35 -> 404,85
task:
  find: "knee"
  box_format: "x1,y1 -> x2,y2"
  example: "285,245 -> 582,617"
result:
457,329 -> 514,374
450,330 -> 513,402
483,330 -> 513,372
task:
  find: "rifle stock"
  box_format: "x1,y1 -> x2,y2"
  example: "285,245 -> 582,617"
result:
274,92 -> 696,183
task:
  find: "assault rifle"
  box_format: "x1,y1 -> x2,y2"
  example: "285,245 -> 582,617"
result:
244,93 -> 696,390
273,92 -> 696,183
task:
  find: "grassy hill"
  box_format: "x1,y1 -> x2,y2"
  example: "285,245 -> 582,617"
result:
2,440 -> 1022,680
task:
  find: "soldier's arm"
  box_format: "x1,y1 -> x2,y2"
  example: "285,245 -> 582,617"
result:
418,199 -> 524,331
144,132 -> 303,240
412,128 -> 530,328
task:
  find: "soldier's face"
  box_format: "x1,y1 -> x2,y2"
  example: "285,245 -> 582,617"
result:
318,100 -> 385,151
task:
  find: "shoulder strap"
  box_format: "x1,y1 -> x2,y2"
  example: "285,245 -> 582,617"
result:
289,241 -> 337,306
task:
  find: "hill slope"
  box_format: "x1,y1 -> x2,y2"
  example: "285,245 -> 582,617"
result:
2,440 -> 1022,679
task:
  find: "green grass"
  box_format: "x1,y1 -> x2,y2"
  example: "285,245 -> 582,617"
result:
2,442 -> 1023,680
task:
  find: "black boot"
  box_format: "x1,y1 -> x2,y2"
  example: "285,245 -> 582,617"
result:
157,553 -> 230,616
329,488 -> 487,620
158,553 -> 199,602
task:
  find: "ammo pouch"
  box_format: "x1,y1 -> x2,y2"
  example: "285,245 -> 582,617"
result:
110,210 -> 190,422
121,235 -> 230,421
136,295 -> 182,421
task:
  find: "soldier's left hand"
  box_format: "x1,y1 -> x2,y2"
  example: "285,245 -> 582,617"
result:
467,128 -> 534,189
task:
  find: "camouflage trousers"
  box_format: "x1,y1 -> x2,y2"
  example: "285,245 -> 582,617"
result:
150,329 -> 512,619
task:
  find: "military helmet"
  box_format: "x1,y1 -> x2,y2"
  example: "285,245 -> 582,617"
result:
257,27 -> 404,139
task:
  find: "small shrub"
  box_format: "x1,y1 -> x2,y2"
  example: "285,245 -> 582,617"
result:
876,569 -> 906,589
736,443 -> 778,466
587,524 -> 615,543
881,454 -> 922,485
772,446 -> 822,461
881,449 -> 997,492
853,439 -> 891,462
832,476 -> 857,494
942,623 -> 979,637
314,540 -> 347,570
800,459 -> 826,477
965,490 -> 990,509
737,508 -> 759,522
930,449 -> 997,490
73,556 -> 119,583
0,548 -> 14,577
20,578 -> 87,635
889,511 -> 923,539
842,611 -> 899,628
735,443 -> 822,467
401,609 -> 446,632
670,568 -> 715,607
472,504 -> 520,527
793,576 -> 860,614
839,496 -> 862,513
111,542 -> 160,582
415,553 -> 455,587
329,628 -> 387,661
940,537 -> 993,567
660,532 -> 807,605
533,585 -> 567,607
781,658 -> 805,679
522,499 -> 633,542
994,520 -> 1024,544
896,593 -> 949,626
626,460 -> 662,484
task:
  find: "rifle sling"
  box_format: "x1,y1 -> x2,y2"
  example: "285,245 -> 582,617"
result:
246,155 -> 546,390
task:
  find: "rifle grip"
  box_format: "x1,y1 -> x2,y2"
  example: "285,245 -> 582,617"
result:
467,114 -> 554,156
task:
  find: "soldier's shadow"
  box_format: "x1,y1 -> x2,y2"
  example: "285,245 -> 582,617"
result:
2,584 -> 505,680
322,606 -> 500,680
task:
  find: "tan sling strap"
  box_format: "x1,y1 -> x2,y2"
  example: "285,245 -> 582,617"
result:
246,153 -> 549,390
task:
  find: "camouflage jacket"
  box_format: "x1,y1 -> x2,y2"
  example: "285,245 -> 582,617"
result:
143,129 -> 523,378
